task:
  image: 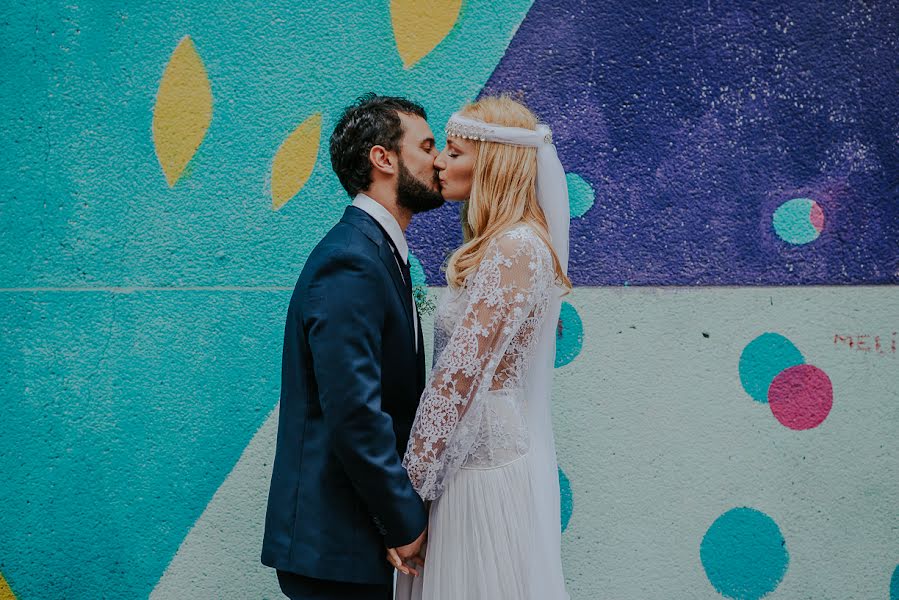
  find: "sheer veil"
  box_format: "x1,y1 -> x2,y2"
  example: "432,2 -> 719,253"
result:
527,139 -> 569,598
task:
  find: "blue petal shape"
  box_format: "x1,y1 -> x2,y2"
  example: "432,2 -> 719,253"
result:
559,467 -> 573,532
738,333 -> 805,403
566,172 -> 595,219
701,507 -> 789,600
773,198 -> 820,245
555,302 -> 584,368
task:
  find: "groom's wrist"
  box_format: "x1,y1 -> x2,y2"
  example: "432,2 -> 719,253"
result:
381,501 -> 428,548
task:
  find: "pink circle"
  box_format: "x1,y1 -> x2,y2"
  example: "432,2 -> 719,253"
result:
809,201 -> 825,233
768,365 -> 833,430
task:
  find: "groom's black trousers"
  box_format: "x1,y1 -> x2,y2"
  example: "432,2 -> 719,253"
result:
277,570 -> 392,600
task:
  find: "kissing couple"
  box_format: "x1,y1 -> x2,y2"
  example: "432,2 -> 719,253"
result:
262,93 -> 571,600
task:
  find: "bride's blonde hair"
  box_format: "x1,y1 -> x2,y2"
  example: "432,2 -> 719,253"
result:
445,96 -> 572,293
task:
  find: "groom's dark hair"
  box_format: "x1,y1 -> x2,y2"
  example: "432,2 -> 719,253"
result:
329,93 -> 427,197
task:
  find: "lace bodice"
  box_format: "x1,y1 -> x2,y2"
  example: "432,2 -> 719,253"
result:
402,224 -> 556,500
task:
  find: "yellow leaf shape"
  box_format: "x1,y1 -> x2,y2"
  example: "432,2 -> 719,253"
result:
391,0 -> 463,68
152,36 -> 213,187
0,572 -> 17,600
271,113 -> 322,210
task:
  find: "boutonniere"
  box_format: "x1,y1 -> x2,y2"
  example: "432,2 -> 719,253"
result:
412,284 -> 437,316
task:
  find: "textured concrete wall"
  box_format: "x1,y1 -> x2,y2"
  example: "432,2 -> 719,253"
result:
1,1 -> 896,599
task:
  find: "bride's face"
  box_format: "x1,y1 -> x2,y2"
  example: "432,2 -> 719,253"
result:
434,136 -> 475,201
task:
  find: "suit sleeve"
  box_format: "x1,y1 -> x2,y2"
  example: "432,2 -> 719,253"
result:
304,249 -> 427,548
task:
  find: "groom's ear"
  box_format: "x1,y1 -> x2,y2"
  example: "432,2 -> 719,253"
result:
369,145 -> 397,176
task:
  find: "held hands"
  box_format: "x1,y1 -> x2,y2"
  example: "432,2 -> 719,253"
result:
386,527 -> 427,576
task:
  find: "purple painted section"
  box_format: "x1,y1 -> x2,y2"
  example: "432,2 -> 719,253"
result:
409,0 -> 899,285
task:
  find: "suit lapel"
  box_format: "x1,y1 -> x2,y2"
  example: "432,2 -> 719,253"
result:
341,207 -> 415,345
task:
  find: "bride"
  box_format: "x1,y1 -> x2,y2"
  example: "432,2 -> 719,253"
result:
394,96 -> 571,599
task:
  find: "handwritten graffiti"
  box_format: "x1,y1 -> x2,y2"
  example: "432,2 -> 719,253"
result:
833,333 -> 897,354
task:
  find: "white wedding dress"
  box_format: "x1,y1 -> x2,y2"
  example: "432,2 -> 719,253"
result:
395,223 -> 569,600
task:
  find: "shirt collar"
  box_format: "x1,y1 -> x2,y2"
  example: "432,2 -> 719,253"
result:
352,193 -> 408,262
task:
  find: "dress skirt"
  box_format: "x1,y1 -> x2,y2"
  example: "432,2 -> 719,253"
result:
395,453 -> 536,600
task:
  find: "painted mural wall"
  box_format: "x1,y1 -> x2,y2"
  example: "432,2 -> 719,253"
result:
1,1 -> 896,599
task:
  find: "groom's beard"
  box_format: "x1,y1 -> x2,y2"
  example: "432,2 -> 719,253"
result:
397,160 -> 445,214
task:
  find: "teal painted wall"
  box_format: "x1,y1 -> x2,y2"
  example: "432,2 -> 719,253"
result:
0,1 -> 532,597
2,1 -> 896,599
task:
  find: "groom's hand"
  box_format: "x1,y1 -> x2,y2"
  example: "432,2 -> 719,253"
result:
387,528 -> 427,576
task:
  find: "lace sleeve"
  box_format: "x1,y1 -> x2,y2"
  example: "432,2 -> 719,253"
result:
403,227 -> 546,500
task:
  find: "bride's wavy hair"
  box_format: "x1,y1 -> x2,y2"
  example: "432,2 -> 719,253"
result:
445,96 -> 572,294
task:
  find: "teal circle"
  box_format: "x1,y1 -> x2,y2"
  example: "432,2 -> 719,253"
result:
773,198 -> 820,245
566,172 -> 595,218
700,507 -> 789,600
739,333 -> 805,403
408,252 -> 427,287
555,302 -> 584,368
891,564 -> 899,600
559,467 -> 573,532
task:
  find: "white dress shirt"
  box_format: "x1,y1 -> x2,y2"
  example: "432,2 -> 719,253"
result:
352,193 -> 419,351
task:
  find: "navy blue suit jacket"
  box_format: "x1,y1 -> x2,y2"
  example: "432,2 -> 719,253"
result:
262,206 -> 428,585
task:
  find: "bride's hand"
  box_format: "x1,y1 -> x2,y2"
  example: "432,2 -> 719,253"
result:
386,547 -> 421,577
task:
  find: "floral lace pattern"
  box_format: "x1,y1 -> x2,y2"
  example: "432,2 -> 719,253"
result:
402,224 -> 555,500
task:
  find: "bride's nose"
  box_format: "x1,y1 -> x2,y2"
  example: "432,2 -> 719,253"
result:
433,151 -> 447,171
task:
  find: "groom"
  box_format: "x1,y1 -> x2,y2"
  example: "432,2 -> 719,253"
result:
261,94 -> 444,600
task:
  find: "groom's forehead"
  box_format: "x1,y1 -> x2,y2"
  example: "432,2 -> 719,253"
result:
398,112 -> 434,144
